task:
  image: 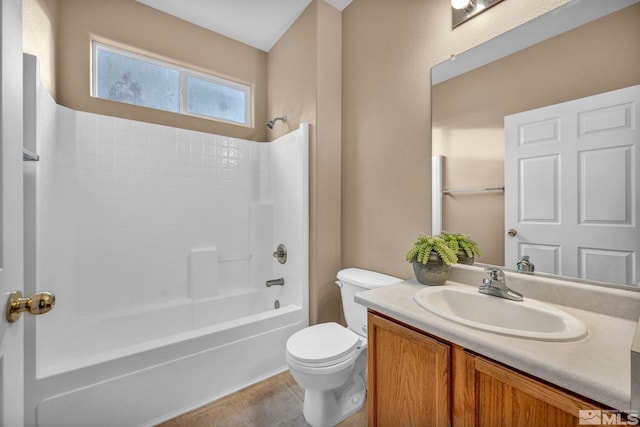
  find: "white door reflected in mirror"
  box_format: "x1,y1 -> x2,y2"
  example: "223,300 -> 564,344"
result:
504,85 -> 640,286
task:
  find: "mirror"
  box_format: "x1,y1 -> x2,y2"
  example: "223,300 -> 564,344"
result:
431,0 -> 640,287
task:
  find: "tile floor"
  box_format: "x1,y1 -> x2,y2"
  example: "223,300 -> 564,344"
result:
156,370 -> 367,427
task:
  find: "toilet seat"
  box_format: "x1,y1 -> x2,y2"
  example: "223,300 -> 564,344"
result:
286,322 -> 362,368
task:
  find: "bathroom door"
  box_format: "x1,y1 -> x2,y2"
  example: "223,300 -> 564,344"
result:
0,0 -> 25,425
504,85 -> 640,285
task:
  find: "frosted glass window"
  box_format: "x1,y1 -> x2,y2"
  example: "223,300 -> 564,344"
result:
95,46 -> 180,112
187,76 -> 247,124
92,43 -> 252,127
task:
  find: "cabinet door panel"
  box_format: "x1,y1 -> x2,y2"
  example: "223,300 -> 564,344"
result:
368,312 -> 450,427
470,355 -> 605,427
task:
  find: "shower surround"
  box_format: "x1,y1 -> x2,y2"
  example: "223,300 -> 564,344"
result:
23,55 -> 308,426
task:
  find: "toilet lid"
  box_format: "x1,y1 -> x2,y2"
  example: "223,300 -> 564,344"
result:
286,322 -> 361,366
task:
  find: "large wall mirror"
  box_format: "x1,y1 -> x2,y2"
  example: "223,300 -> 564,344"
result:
431,0 -> 640,287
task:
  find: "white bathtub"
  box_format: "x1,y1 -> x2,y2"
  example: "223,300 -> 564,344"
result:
31,289 -> 305,427
23,61 -> 310,427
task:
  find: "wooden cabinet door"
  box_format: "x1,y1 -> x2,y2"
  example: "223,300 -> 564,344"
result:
461,352 -> 605,427
368,312 -> 451,427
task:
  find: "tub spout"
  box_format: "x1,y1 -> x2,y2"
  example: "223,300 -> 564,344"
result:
266,278 -> 285,287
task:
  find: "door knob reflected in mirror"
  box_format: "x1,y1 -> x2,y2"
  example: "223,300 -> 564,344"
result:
5,290 -> 55,322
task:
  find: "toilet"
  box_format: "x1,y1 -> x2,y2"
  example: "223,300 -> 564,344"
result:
285,268 -> 402,427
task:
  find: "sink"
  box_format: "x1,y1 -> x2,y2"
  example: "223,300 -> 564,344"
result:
413,285 -> 588,341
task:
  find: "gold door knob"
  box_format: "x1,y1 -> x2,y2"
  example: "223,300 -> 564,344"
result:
6,291 -> 55,323
507,229 -> 518,237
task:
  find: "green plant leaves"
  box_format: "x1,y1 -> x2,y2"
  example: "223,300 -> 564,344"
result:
406,231 -> 482,266
406,233 -> 458,266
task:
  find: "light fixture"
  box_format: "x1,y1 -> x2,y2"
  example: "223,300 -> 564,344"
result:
451,0 -> 471,9
452,0 -> 505,28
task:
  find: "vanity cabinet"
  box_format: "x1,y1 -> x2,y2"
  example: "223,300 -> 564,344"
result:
457,351 -> 605,427
368,311 -> 606,427
367,312 -> 451,426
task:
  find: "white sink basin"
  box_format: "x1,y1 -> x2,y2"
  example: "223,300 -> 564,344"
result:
413,285 -> 588,341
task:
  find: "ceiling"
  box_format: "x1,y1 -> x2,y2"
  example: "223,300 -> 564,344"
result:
136,0 -> 353,52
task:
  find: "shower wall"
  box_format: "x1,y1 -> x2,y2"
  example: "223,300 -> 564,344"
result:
24,55 -> 308,424
71,113 -> 257,315
29,65 -> 308,362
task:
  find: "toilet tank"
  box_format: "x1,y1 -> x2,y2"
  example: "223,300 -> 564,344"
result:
336,268 -> 402,337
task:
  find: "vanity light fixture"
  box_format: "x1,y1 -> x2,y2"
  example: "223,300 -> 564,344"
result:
452,0 -> 505,29
451,0 -> 471,9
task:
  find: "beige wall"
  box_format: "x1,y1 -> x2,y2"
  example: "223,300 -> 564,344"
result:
342,0 -> 432,280
23,0 -> 58,98
432,4 -> 640,267
54,0 -> 268,140
268,1 -> 343,325
341,0 -> 576,280
427,0 -> 571,62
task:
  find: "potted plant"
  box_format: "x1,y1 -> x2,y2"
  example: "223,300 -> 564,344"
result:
405,234 -> 458,286
440,231 -> 482,265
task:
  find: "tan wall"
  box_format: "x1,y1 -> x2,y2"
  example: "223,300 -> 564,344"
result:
314,2 -> 343,324
55,0 -> 267,140
341,0 -> 572,280
427,0 -> 571,61
432,4 -> 640,267
268,1 -> 343,325
23,0 -> 58,98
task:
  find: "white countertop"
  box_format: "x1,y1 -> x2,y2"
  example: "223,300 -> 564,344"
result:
355,274 -> 640,410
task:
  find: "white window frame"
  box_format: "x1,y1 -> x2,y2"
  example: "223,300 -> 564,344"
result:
91,42 -> 253,127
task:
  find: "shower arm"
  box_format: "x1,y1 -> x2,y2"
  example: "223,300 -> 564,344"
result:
266,115 -> 287,129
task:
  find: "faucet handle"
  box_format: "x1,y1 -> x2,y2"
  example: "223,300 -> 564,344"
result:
484,267 -> 505,281
517,255 -> 535,272
480,267 -> 523,301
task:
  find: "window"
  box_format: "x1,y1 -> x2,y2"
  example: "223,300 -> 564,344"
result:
92,42 -> 252,127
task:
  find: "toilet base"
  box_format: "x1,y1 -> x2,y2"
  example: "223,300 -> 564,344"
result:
301,352 -> 367,427
302,380 -> 366,427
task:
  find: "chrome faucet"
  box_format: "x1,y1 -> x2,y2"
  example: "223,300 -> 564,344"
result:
517,255 -> 535,273
479,267 -> 523,301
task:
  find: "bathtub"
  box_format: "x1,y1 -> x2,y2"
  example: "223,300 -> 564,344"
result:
23,56 -> 309,427
32,289 -> 305,427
